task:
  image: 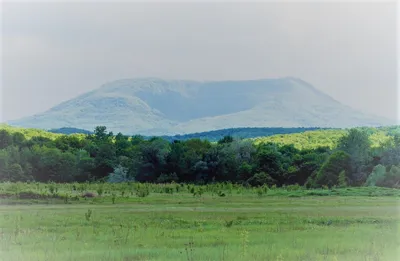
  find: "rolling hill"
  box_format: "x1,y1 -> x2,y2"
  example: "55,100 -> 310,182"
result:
47,126 -> 328,142
7,77 -> 393,135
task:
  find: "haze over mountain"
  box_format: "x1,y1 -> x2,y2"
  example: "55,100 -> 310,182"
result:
7,77 -> 392,135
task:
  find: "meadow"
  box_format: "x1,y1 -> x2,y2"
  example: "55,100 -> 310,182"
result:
0,183 -> 399,261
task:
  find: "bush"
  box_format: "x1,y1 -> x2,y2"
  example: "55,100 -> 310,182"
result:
246,172 -> 276,187
256,188 -> 264,197
96,185 -> 104,196
286,184 -> 302,191
135,185 -> 150,198
163,186 -> 174,194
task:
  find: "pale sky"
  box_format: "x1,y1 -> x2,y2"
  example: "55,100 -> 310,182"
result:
1,1 -> 399,123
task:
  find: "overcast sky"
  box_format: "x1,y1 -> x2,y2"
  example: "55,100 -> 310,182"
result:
1,1 -> 398,123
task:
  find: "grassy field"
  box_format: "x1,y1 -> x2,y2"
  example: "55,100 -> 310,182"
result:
0,184 -> 399,261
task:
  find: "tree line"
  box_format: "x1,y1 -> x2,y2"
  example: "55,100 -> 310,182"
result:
48,126 -> 327,142
0,126 -> 399,188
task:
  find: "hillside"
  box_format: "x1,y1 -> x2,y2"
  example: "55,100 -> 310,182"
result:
48,126 -> 328,142
49,127 -> 93,135
7,77 -> 392,135
254,126 -> 400,150
3,124 -> 399,148
159,127 -> 327,142
0,124 -> 63,140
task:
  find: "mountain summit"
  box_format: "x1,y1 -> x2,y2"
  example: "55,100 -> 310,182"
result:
8,77 -> 391,135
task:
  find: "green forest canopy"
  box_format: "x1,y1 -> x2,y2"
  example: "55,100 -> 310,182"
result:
0,124 -> 399,188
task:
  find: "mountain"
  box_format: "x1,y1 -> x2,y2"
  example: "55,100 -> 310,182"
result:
7,77 -> 392,135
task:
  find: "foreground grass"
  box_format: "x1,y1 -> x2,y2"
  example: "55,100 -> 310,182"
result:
0,184 -> 399,261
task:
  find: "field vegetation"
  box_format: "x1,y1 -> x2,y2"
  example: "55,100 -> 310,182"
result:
0,183 -> 399,261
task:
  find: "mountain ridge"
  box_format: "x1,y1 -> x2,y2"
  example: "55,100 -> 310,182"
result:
7,77 -> 393,135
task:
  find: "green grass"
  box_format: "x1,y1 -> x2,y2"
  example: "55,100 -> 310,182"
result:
0,183 -> 399,261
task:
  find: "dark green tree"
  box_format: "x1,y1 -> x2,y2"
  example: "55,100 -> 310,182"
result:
0,130 -> 13,149
135,138 -> 170,182
337,129 -> 372,185
315,150 -> 351,188
12,132 -> 26,146
254,143 -> 285,186
115,133 -> 131,157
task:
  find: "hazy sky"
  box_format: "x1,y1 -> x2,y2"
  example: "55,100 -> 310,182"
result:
1,1 -> 398,122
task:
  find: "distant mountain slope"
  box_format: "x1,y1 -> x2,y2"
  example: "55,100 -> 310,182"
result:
2,124 -> 399,151
49,127 -> 93,135
8,77 -> 393,135
48,126 -> 329,142
159,127 -> 329,142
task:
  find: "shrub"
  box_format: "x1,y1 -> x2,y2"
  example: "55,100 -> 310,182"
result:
96,185 -> 104,196
135,186 -> 150,198
48,183 -> 57,194
163,186 -> 174,194
175,183 -> 181,193
111,193 -> 116,204
63,195 -> 70,204
85,209 -> 92,221
193,187 -> 204,197
224,220 -> 234,228
256,188 -> 264,197
286,184 -> 302,191
246,172 -> 276,187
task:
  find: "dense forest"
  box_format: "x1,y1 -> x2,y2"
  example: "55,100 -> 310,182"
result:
0,125 -> 399,188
